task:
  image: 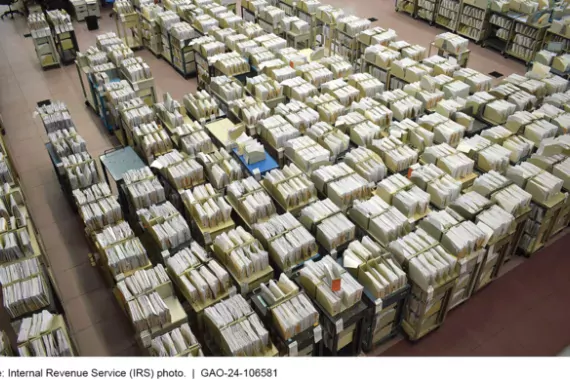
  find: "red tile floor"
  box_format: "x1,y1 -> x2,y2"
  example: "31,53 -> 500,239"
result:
0,3 -> 568,356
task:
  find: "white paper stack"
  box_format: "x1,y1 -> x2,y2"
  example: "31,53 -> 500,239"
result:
227,177 -> 276,225
524,119 -> 559,146
306,122 -> 350,159
378,89 -> 423,121
126,289 -> 172,333
78,193 -> 122,233
48,128 -> 87,160
204,294 -> 272,355
392,119 -> 434,152
116,264 -> 170,301
350,196 -> 409,245
299,199 -> 356,252
133,122 -> 173,162
274,100 -> 319,133
137,202 -> 191,250
320,79 -> 360,107
311,163 -> 373,209
210,76 -> 244,103
0,257 -> 41,286
371,136 -> 419,173
299,255 -> 363,315
505,110 -> 543,134
507,162 -> 564,204
60,152 -> 100,190
388,228 -> 457,290
252,212 -> 317,271
553,157 -> 570,191
264,164 -> 316,211
16,311 -> 73,357
335,112 -> 379,146
212,51 -> 250,76
453,68 -> 493,93
37,102 -> 74,133
196,149 -> 243,189
213,226 -> 271,280
320,55 -> 354,79
174,122 -> 214,157
246,74 -> 283,102
153,151 -> 204,190
156,93 -> 184,128
449,191 -> 492,220
183,91 -> 220,121
230,97 -> 271,126
258,115 -> 301,149
409,163 -> 461,208
344,147 -> 387,183
150,323 -> 202,356
476,205 -> 514,241
181,183 -> 232,230
3,275 -> 50,318
284,136 -> 331,174
123,167 -> 166,210
347,73 -> 386,98
377,174 -> 431,219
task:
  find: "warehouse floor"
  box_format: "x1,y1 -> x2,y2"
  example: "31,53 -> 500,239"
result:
0,2 -> 568,356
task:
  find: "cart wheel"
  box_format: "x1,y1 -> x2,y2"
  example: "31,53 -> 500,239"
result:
85,100 -> 89,106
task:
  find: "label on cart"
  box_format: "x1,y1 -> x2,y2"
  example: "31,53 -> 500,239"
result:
314,326 -> 322,343
335,318 -> 344,334
288,341 -> 298,357
427,286 -> 434,299
374,298 -> 383,314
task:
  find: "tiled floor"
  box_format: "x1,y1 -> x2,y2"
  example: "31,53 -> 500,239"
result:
0,3 -> 567,356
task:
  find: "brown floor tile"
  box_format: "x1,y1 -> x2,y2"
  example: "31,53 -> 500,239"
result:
56,261 -> 106,303
65,288 -> 122,334
73,317 -> 135,356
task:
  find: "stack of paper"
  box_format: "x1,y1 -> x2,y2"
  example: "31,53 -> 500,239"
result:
133,122 -> 173,162
152,150 -> 204,190
371,136 -> 419,173
96,222 -> 150,277
311,163 -> 373,209
274,100 -> 319,133
60,152 -> 100,190
335,112 -> 378,146
246,74 -> 283,102
418,113 -> 465,147
508,162 -> 563,204
284,136 -> 331,174
0,257 -> 41,285
174,122 -> 214,157
181,183 -> 232,229
320,55 -> 354,79
409,163 -> 461,208
116,264 -> 170,301
344,147 -> 387,183
124,167 -> 166,210
306,122 -> 350,159
299,199 -> 356,252
183,91 -> 220,121
126,290 -> 172,333
281,77 -> 319,102
264,164 -> 316,211
212,51 -> 249,76
377,174 -> 431,219
78,194 -> 122,233
48,128 -> 86,159
258,115 -> 300,150
3,275 -> 50,318
230,97 -> 271,126
299,255 -> 363,315
150,323 -> 202,356
252,212 -> 317,271
137,202 -> 191,250
449,191 -> 491,220
210,76 -> 244,103
320,79 -> 360,107
295,62 -> 333,88
347,73 -> 386,98
227,177 -> 276,225
351,196 -> 409,245
378,89 -> 423,121
453,68 -> 493,93
16,311 -> 73,357
196,149 -> 243,190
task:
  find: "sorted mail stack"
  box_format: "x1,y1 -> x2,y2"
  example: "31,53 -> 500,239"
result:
299,199 -> 355,255
37,101 -> 74,134
152,150 -> 205,191
507,162 -> 567,255
123,167 -> 166,211
60,152 -> 100,191
362,45 -> 399,84
403,78 -> 445,111
377,89 -> 423,121
166,243 -> 236,316
389,119 -> 434,153
281,77 -> 319,102
258,115 -> 301,152
203,294 -> 277,356
370,135 -> 419,173
481,126 -> 533,163
417,113 -> 465,148
137,201 -> 192,251
94,221 -> 151,280
320,79 -> 360,108
15,311 -> 74,356
226,177 -> 277,227
390,58 -> 433,88
453,68 -> 493,94
489,83 -> 537,112
156,93 -> 185,131
74,183 -> 122,233
408,163 -> 461,209
344,147 -> 387,184
252,212 -> 317,272
349,195 -> 410,246
212,226 -> 274,294
48,128 -> 87,161
458,135 -> 511,174
312,163 -> 373,210
132,122 -> 173,164
341,237 -> 409,349
421,143 -> 476,187
376,173 -> 431,222
351,97 -> 393,129
284,136 -> 331,175
196,149 -> 244,190
149,322 -> 203,356
334,112 -> 378,147
173,122 -> 215,157
183,91 -> 221,123
212,51 -> 250,77
305,94 -> 345,124
319,55 -> 354,79
250,274 -> 320,356
388,228 -> 458,340
28,12 -> 59,69
347,73 -> 385,99
245,74 -> 284,106
262,164 -> 318,215
234,133 -> 267,164
230,97 -> 271,127
306,122 -> 349,160
273,100 -> 319,134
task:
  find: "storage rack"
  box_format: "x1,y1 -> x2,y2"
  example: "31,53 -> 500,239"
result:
140,13 -> 162,56
542,29 -> 570,54
396,0 -> 417,17
52,30 -> 79,65
436,0 -> 461,32
116,12 -> 143,50
456,0 -> 489,43
482,10 -> 514,55
296,4 -> 324,49
506,16 -> 550,64
520,192 -> 566,256
417,0 -> 438,24
168,32 -> 198,78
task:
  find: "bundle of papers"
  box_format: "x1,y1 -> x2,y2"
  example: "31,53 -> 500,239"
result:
409,163 -> 461,208
539,75 -> 568,95
174,122 -> 214,157
0,226 -> 34,263
16,311 -> 73,357
212,52 -> 249,76
505,110 -> 543,133
258,273 -> 297,307
351,97 -> 393,127
299,255 -> 363,315
264,164 -> 316,210
120,57 -> 152,82
281,77 -> 318,102
137,202 -> 191,250
60,152 -> 99,190
237,22 -> 264,39
210,76 -> 244,103
284,136 -> 331,174
371,136 -> 419,173
391,119 -> 434,152
37,101 -> 74,132
0,257 -> 41,285
249,47 -> 277,68
156,96 -> 184,129
296,62 -> 333,88
79,195 -> 122,232
306,122 -> 350,158
449,191 -> 491,220
175,258 -> 232,305
453,68 -> 493,93
265,288 -> 318,340
472,171 -> 511,197
230,97 -> 271,126
476,205 -> 514,241
204,294 -> 271,356
234,133 -> 266,164
246,74 -> 282,102
150,323 -> 202,357
133,123 -> 172,162
253,33 -> 287,53
213,226 -> 271,280
364,44 -> 401,71
48,128 -> 87,159
524,119 -> 559,146
191,35 -> 225,58
181,183 -> 232,229
378,90 -> 423,121
351,196 -> 409,245
121,99 -> 155,130
305,94 -> 345,124
377,174 -> 431,219
388,228 -> 457,290
196,149 -> 243,189
425,217 -> 486,257
97,225 -> 149,276
274,100 -> 319,133
183,91 -> 220,121
166,242 -> 211,277
3,275 -> 49,318
126,290 -> 172,333
124,167 -> 166,210
312,163 -> 373,209
72,183 -> 112,206
252,212 -> 317,270
434,32 -> 469,54
227,177 -> 276,225
344,147 -> 387,183
507,162 -> 563,204
417,113 -> 465,147
347,73 -> 386,98
492,183 -> 533,216
258,115 -> 301,149
320,79 -> 360,107
152,150 -> 204,190
554,158 -> 570,190
299,199 -> 355,252
319,55 -> 354,79
116,264 -> 170,301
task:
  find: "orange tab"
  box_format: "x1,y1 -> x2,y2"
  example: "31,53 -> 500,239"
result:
407,167 -> 413,179
331,278 -> 341,292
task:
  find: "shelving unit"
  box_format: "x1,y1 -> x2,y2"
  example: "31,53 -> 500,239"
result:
507,16 -> 549,63
396,0 -> 417,17
436,0 -> 461,32
417,0 -> 438,24
168,32 -> 197,78
457,1 -> 489,43
140,14 -> 162,56
116,12 -> 143,50
483,10 -> 513,54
